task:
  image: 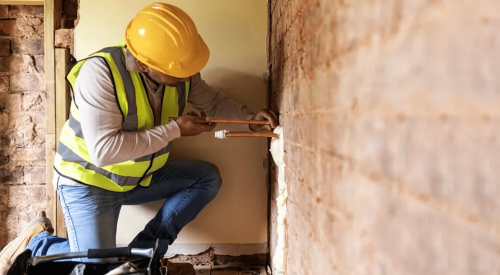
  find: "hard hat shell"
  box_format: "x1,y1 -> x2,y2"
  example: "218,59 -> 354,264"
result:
125,2 -> 210,78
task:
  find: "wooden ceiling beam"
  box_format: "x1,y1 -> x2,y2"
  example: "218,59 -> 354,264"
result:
0,0 -> 44,5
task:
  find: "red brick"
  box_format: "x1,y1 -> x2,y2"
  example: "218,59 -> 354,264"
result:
22,93 -> 44,110
0,185 -> 46,244
286,203 -> 340,275
343,175 -> 500,274
0,55 -> 24,73
10,73 -> 44,92
9,146 -> 45,166
0,94 -> 22,111
55,29 -> 73,49
0,19 -> 21,36
11,38 -> 43,55
0,166 -> 23,184
8,5 -> 44,18
0,6 -> 8,19
34,55 -> 43,72
0,76 -> 8,93
33,123 -> 45,146
34,23 -> 43,37
17,16 -> 42,27
0,38 -> 10,56
270,0 -> 279,14
24,166 -> 45,185
270,0 -> 500,273
349,117 -> 500,225
0,18 -> 39,38
0,112 -> 7,133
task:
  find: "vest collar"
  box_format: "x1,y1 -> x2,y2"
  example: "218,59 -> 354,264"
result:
125,48 -> 142,73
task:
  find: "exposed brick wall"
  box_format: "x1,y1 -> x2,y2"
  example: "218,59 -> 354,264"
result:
56,0 -> 78,51
62,0 -> 78,29
0,5 -> 46,248
269,0 -> 500,274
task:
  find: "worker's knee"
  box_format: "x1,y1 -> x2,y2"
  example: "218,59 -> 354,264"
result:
201,162 -> 222,195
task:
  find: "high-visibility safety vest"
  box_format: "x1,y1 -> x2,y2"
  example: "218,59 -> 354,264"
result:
54,43 -> 190,192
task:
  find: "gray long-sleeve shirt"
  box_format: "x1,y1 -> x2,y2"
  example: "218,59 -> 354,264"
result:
54,50 -> 255,187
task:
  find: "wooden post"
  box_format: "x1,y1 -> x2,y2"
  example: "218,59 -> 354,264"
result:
45,0 -> 64,236
54,48 -> 71,238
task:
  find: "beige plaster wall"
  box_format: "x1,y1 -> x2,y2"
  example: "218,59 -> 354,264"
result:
75,0 -> 268,244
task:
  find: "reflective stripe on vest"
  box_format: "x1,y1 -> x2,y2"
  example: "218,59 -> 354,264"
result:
54,42 -> 190,192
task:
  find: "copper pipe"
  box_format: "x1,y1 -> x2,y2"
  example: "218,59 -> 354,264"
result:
224,131 -> 279,139
208,118 -> 270,125
169,117 -> 270,125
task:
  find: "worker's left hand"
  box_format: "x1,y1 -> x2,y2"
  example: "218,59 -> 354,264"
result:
250,109 -> 279,132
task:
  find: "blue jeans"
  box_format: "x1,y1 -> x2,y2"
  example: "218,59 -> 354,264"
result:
26,159 -> 222,260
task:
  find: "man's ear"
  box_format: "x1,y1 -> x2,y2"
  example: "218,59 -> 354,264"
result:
136,60 -> 149,73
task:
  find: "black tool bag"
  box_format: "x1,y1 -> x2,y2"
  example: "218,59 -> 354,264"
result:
6,239 -> 163,275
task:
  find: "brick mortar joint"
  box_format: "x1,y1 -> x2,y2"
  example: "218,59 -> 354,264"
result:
270,2 -> 449,70
278,108 -> 500,119
286,187 -> 404,274
0,182 -> 48,187
285,140 -> 348,161
270,1 -> 323,52
286,168 -> 344,217
356,167 -> 500,238
284,139 -> 500,239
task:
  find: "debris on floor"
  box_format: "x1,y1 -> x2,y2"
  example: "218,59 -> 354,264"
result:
195,266 -> 267,275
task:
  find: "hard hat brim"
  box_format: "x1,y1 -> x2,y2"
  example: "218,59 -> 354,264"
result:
170,35 -> 209,78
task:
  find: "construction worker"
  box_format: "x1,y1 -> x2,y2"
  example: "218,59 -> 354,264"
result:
0,2 -> 277,270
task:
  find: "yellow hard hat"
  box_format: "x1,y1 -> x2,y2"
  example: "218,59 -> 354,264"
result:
125,2 -> 210,78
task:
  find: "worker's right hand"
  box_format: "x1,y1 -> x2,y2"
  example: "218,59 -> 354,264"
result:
174,112 -> 217,136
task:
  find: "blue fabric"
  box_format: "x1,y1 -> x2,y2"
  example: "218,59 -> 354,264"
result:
26,231 -> 70,257
27,159 -> 222,262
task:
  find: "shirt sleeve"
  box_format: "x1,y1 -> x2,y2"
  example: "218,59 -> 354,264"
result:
187,73 -> 255,130
74,58 -> 181,167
